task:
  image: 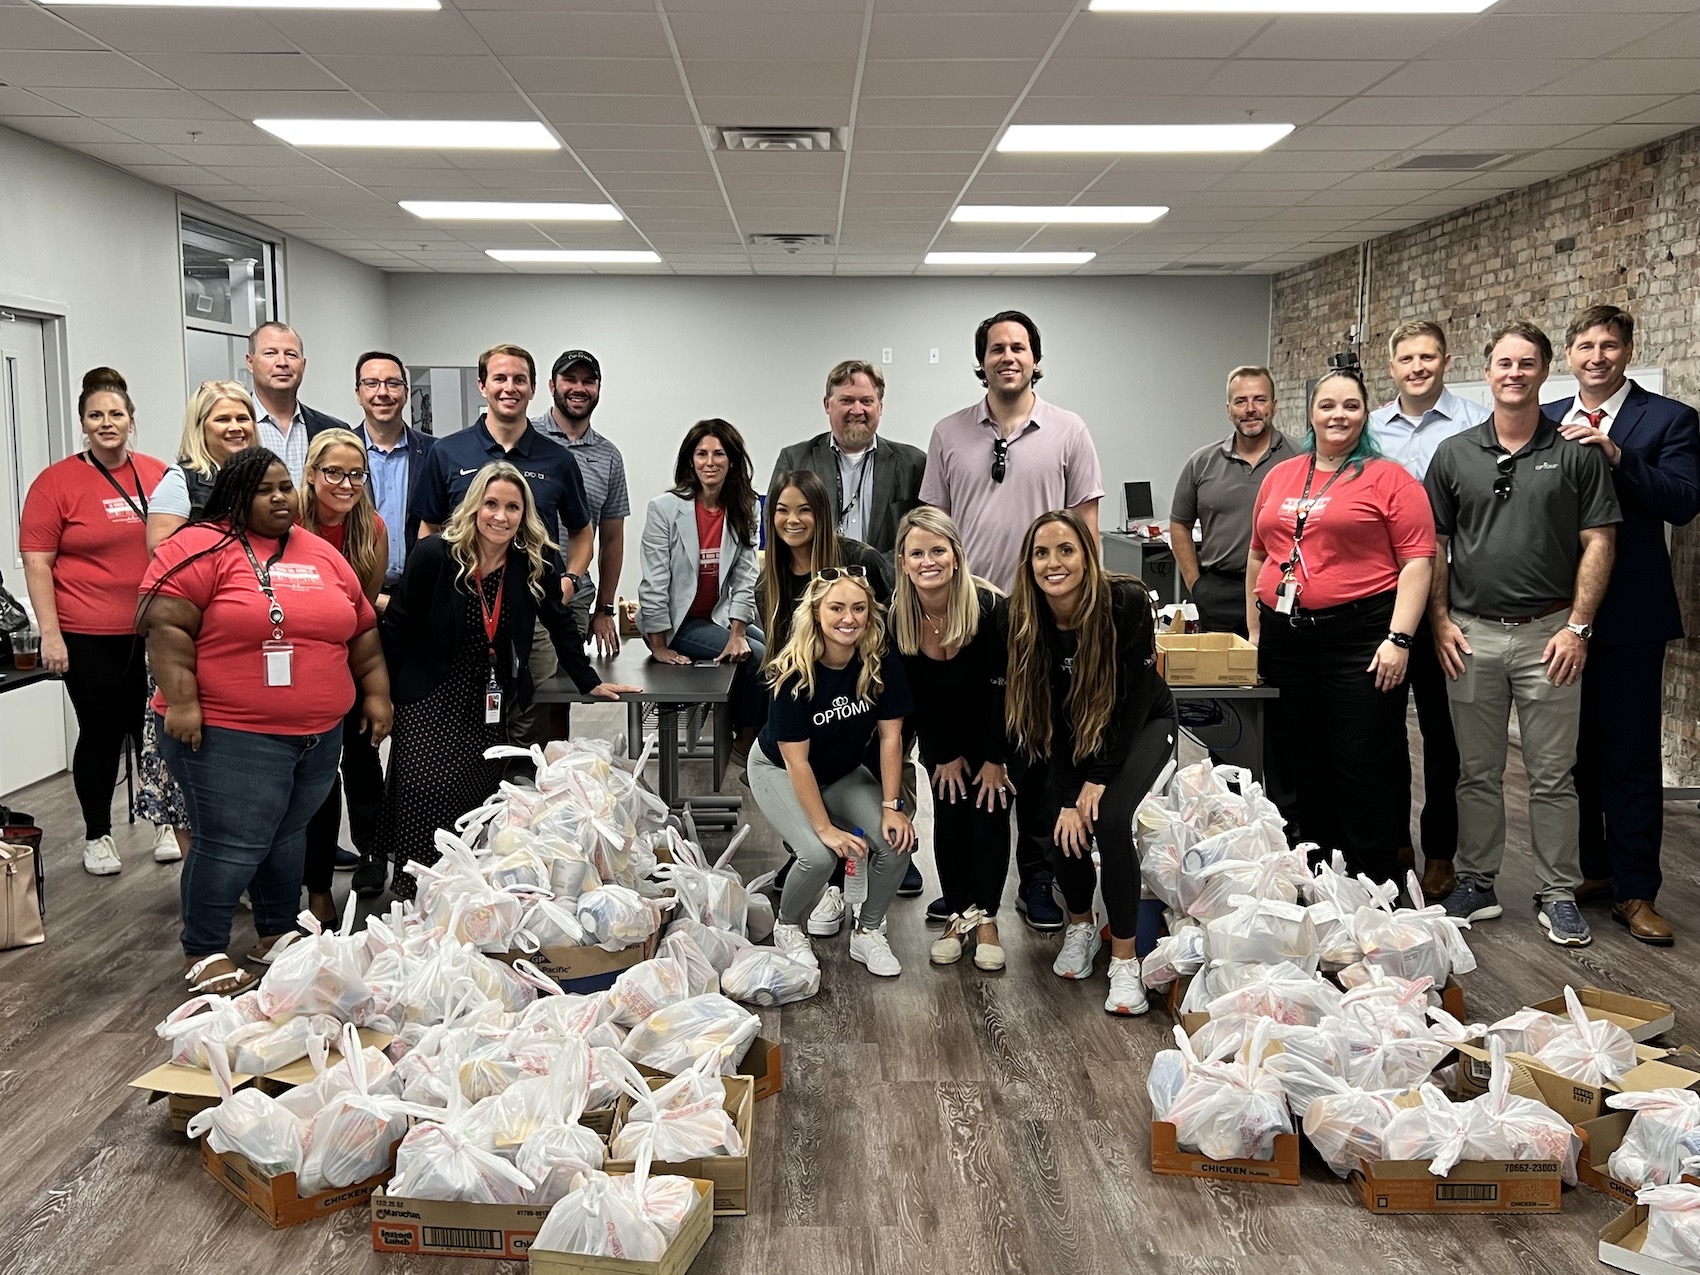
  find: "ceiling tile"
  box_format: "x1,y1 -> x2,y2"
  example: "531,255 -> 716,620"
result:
861,59 -> 1038,97
264,9 -> 483,56
133,53 -> 346,93
854,96 -> 1015,127
531,95 -> 697,127
1419,12 -> 1674,61
0,49 -> 170,89
683,59 -> 856,99
505,57 -> 682,96
466,10 -> 669,57
1029,58 -> 1226,98
667,11 -> 865,60
316,54 -> 513,93
0,87 -> 78,117
1237,14 -> 1465,61
865,12 -> 1066,60
0,7 -> 103,51
1315,96 -> 1510,127
1050,13 -> 1255,60
43,8 -> 294,54
30,86 -> 234,120
1369,59 -> 1584,96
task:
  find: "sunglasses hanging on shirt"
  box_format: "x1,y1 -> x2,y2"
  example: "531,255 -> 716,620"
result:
991,437 -> 1010,484
1493,452 -> 1516,501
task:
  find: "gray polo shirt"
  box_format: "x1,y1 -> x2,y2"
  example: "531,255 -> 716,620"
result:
1425,415 -> 1621,617
1169,430 -> 1289,574
531,412 -> 631,602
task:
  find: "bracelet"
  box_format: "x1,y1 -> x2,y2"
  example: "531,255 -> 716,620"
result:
1385,631 -> 1412,649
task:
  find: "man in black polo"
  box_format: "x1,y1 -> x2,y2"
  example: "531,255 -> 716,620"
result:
410,342 -> 594,751
1425,320 -> 1619,948
1169,364 -> 1287,635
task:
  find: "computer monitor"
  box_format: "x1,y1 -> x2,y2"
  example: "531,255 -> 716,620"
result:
1123,480 -> 1155,528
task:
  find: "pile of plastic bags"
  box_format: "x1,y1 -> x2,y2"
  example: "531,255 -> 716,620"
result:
1637,1183 -> 1700,1267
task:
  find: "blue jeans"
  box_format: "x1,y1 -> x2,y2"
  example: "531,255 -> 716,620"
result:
672,618 -> 767,732
157,715 -> 344,958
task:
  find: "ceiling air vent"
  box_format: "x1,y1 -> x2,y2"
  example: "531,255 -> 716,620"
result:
712,127 -> 843,153
1391,152 -> 1514,172
747,233 -> 834,254
1157,262 -> 1251,273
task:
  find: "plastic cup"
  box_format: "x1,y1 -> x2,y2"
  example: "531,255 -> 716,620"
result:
11,630 -> 38,671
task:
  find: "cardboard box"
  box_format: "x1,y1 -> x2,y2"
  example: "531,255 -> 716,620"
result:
497,932 -> 661,994
1156,631 -> 1259,687
200,1140 -> 392,1228
371,1188 -> 556,1260
1352,1156 -> 1563,1213
1532,988 -> 1675,1044
1453,1042 -> 1700,1125
1149,1121 -> 1300,1185
1578,1111 -> 1643,1206
1600,1204 -> 1700,1275
632,1035 -> 782,1104
605,1075 -> 753,1216
527,1177 -> 714,1275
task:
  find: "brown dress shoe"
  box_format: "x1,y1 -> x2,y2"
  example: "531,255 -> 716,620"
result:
1613,900 -> 1674,946
1574,878 -> 1615,906
1419,859 -> 1455,903
1397,845 -> 1416,872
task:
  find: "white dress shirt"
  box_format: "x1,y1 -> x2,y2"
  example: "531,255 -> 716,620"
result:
1367,387 -> 1492,481
1560,379 -> 1633,436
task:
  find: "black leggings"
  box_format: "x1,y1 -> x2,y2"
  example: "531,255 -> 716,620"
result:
929,755 -> 1012,916
60,633 -> 147,840
303,708 -> 381,893
1021,710 -> 1177,942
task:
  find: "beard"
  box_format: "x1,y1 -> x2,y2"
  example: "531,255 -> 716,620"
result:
837,420 -> 875,451
553,390 -> 596,421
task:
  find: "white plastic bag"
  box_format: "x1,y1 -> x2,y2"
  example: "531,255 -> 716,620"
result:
1140,926 -> 1205,990
517,1120 -> 608,1206
720,946 -> 821,1007
531,1167 -> 669,1263
1483,1008 -> 1570,1056
1640,1183 -> 1700,1267
607,957 -> 694,1027
656,929 -> 720,997
1201,961 -> 1343,1027
1203,894 -> 1318,970
1181,847 -> 1310,922
577,885 -> 665,951
609,1055 -> 744,1162
1352,880 -> 1477,987
185,1048 -> 305,1178
619,994 -> 759,1077
1163,1021 -> 1293,1161
228,1014 -> 339,1077
1533,986 -> 1639,1087
297,1026 -> 418,1194
388,1121 -> 537,1204
1611,1090 -> 1700,1189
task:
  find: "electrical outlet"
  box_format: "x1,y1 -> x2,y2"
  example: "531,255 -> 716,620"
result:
928,348 -> 939,364
881,347 -> 893,364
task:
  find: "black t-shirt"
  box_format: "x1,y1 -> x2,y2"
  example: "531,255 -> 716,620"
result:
900,586 -> 1008,770
758,647 -> 913,788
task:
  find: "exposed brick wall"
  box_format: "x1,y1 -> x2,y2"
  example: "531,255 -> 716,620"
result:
1270,127 -> 1700,782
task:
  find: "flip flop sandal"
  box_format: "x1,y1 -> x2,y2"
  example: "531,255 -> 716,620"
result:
247,932 -> 300,965
185,953 -> 257,995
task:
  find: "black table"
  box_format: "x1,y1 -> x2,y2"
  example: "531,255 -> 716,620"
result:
533,643 -> 741,821
0,662 -> 52,695
1169,683 -> 1278,782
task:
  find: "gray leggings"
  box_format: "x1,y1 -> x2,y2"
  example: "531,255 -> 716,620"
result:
749,746 -> 908,932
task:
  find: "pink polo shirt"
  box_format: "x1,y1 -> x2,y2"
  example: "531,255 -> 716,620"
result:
919,394 -> 1105,593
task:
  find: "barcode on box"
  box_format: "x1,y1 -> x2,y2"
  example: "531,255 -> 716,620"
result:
1436,1182 -> 1499,1202
1467,1058 -> 1491,1082
423,1226 -> 503,1252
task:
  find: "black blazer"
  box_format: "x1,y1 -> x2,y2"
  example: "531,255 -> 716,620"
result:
301,402 -> 353,439
380,535 -> 601,708
769,432 -> 927,557
1544,381 -> 1700,645
354,422 -> 437,553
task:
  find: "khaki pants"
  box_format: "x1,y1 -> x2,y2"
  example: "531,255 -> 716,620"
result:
1446,609 -> 1582,903
509,619 -> 568,752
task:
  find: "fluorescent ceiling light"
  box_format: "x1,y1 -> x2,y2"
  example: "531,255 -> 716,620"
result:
402,201 -> 622,222
486,250 -> 662,264
1090,0 -> 1493,9
999,124 -> 1294,153
45,0 -> 437,7
255,119 -> 557,150
925,252 -> 1096,266
952,204 -> 1167,225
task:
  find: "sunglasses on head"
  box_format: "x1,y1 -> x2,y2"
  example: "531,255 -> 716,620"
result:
816,565 -> 869,582
1493,452 -> 1515,501
991,437 -> 1010,484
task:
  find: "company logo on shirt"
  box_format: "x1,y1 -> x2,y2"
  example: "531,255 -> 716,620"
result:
521,469 -> 550,483
269,564 -> 325,590
1060,656 -> 1075,675
1278,495 -> 1332,518
102,497 -> 141,525
1535,461 -> 1558,471
813,694 -> 871,727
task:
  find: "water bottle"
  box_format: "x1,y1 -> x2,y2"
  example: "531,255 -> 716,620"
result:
844,828 -> 869,924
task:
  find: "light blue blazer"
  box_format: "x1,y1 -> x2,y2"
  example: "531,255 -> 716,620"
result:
637,489 -> 758,643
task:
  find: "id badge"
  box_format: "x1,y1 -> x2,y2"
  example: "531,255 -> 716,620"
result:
1274,578 -> 1296,616
485,677 -> 503,724
262,640 -> 294,687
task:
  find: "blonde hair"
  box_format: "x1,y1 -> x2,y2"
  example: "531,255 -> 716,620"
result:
891,507 -> 990,656
765,573 -> 887,705
441,461 -> 556,599
177,381 -> 256,479
302,429 -> 383,586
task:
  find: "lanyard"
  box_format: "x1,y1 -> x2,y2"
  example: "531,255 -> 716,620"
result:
1288,455 -> 1345,556
833,450 -> 871,528
473,565 -> 505,668
83,452 -> 148,520
239,531 -> 289,639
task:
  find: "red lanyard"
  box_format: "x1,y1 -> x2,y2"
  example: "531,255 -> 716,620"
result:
473,566 -> 504,666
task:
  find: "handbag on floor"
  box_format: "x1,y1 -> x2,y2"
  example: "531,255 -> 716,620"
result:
1,805 -> 45,922
0,840 -> 44,949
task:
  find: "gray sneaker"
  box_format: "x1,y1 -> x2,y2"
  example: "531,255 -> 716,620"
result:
1537,899 -> 1593,947
1440,879 -> 1503,922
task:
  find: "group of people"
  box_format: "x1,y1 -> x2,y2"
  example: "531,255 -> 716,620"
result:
1170,304 -> 1699,950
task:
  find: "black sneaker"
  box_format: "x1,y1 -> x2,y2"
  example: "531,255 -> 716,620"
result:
897,859 -> 924,898
1015,879 -> 1065,933
351,851 -> 387,898
1439,879 -> 1503,922
1537,899 -> 1593,947
925,896 -> 951,924
333,846 -> 360,871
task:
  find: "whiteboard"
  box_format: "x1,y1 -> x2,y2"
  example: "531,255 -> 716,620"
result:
1448,366 -> 1664,410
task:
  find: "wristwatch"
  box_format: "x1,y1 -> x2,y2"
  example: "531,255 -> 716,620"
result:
1385,631 -> 1413,650
564,571 -> 583,592
1566,622 -> 1593,640
595,603 -> 616,617
882,798 -> 906,812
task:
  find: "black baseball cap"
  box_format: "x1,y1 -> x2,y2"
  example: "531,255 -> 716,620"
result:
551,349 -> 601,380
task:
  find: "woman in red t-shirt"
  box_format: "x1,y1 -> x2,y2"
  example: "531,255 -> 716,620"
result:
299,428 -> 392,920
637,419 -> 765,753
138,446 -> 393,995
19,368 -> 168,877
1246,367 -> 1436,885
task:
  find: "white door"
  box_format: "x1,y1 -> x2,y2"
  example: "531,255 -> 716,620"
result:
0,312 -> 55,573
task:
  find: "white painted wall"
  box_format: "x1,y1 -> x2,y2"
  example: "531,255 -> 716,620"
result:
386,273 -> 1272,596
288,237 -> 392,426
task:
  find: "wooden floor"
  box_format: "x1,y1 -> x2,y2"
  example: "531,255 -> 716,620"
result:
1,704 -> 1695,1275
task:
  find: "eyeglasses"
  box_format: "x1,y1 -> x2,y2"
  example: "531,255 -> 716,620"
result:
816,565 -> 869,582
358,378 -> 407,392
1493,452 -> 1515,501
991,437 -> 1010,484
316,466 -> 369,488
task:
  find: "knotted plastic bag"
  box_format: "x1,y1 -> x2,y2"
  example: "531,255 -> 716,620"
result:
1140,926 -> 1205,990
297,1026 -> 419,1194
577,884 -> 665,951
185,1047 -> 305,1178
388,1120 -> 537,1204
1640,1183 -> 1700,1266
619,994 -> 759,1077
720,946 -> 821,1007
1533,985 -> 1639,1087
531,1162 -> 671,1263
656,929 -> 720,997
1164,1021 -> 1293,1161
1204,894 -> 1318,970
1608,1091 -> 1700,1189
608,957 -> 694,1027
609,1053 -> 744,1162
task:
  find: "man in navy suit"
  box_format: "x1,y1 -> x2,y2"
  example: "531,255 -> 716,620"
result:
1549,304 -> 1700,944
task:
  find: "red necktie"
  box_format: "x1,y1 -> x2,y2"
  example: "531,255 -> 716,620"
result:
1583,408 -> 1606,429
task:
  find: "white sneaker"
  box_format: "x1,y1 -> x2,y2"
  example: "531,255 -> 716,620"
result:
1105,956 -> 1149,1016
1052,921 -> 1102,980
152,824 -> 183,863
807,885 -> 846,937
83,834 -> 122,876
773,921 -> 819,969
850,927 -> 901,977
